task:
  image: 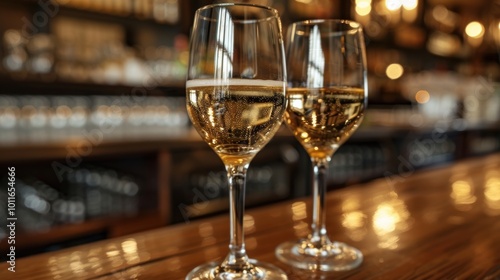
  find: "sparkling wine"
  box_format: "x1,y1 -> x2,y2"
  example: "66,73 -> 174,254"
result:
285,87 -> 365,160
186,79 -> 285,166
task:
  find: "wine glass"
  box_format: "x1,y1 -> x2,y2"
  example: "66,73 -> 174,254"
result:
275,20 -> 367,271
185,3 -> 287,280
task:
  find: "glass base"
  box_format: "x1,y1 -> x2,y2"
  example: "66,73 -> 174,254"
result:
275,240 -> 363,272
186,259 -> 288,280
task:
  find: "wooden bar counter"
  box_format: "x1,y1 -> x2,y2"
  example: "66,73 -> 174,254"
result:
2,153 -> 500,279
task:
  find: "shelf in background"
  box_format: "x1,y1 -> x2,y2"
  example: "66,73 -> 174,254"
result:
0,76 -> 185,96
0,127 -> 200,162
1,121 -> 499,163
8,0 -> 187,27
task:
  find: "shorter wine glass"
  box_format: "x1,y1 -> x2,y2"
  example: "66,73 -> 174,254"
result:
275,19 -> 367,272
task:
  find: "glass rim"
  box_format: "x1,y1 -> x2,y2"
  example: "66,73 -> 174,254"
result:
291,19 -> 362,30
195,3 -> 280,23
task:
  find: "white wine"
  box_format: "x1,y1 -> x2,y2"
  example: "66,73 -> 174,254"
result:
285,87 -> 365,160
187,79 -> 285,166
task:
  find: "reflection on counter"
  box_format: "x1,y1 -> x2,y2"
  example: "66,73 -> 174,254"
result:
484,168 -> 500,215
46,237 -> 152,279
372,193 -> 410,250
448,161 -> 500,216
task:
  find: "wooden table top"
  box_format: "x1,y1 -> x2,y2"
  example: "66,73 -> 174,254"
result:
2,153 -> 500,279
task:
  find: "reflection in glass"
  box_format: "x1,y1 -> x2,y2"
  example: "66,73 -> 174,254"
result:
306,26 -> 325,88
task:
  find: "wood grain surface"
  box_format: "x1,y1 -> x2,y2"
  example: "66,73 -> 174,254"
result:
1,153 -> 499,279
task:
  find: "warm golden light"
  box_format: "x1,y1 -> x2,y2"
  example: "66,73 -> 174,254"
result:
372,196 -> 410,237
427,31 -> 461,56
342,210 -> 367,241
451,180 -> 477,206
465,21 -> 485,38
402,0 -> 418,22
485,170 -> 500,211
105,249 -> 120,257
198,222 -> 214,237
342,197 -> 361,212
373,202 -> 403,250
356,0 -> 372,8
189,90 -> 197,106
356,5 -> 372,16
432,5 -> 448,21
385,63 -> 404,80
485,178 -> 500,202
244,214 -> 256,233
415,90 -> 430,104
121,239 -> 140,265
291,201 -> 307,221
293,221 -> 309,236
385,0 -> 402,11
373,204 -> 399,234
121,239 -> 138,254
356,0 -> 372,16
402,0 -> 417,10
342,211 -> 366,229
207,106 -> 215,128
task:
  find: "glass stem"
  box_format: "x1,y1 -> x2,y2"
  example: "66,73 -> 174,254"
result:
221,164 -> 251,270
310,158 -> 330,245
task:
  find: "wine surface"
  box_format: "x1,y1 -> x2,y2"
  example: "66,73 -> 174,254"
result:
285,87 -> 365,160
187,79 -> 285,166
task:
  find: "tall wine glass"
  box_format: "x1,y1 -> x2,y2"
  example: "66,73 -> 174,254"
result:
185,3 -> 287,280
275,20 -> 367,271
